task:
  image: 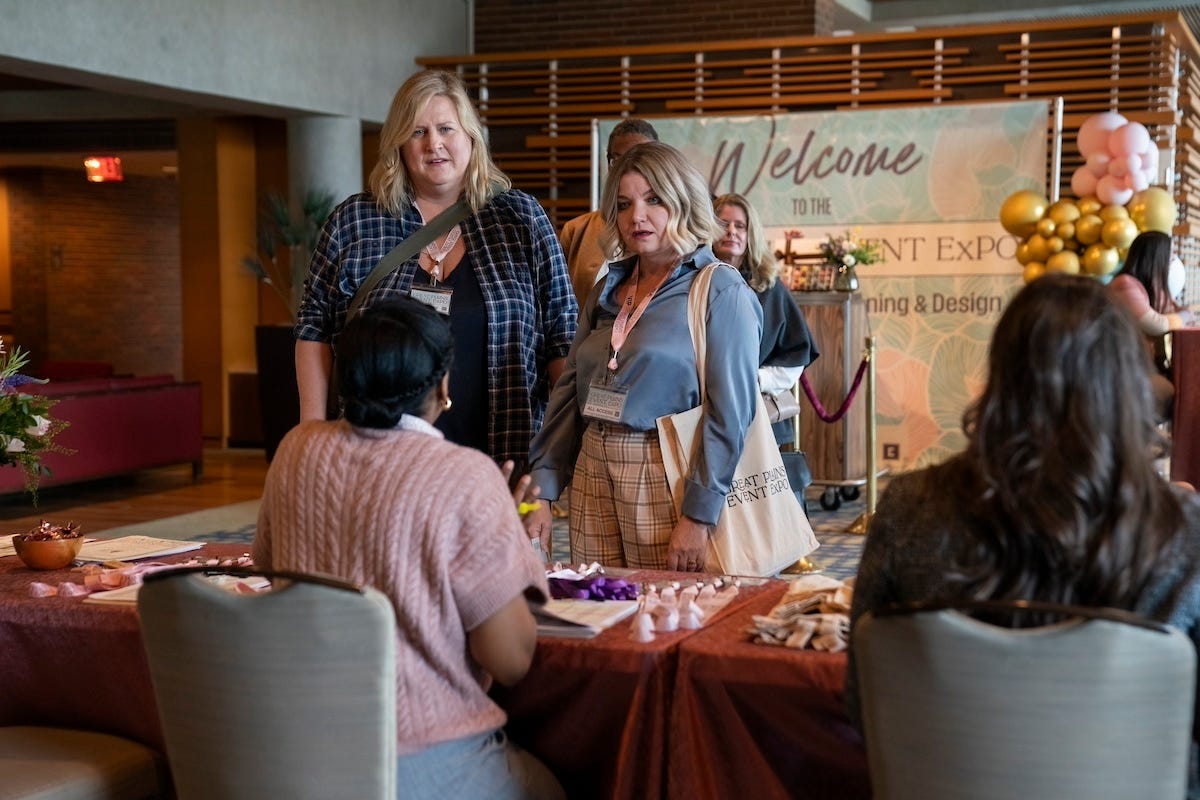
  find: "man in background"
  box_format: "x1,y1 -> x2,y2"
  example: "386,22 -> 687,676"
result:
559,119 -> 659,306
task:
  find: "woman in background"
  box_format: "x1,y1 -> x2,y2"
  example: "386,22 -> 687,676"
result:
259,297 -> 564,800
526,142 -> 762,572
846,275 -> 1200,787
1107,230 -> 1199,418
296,69 -> 577,473
712,192 -> 818,446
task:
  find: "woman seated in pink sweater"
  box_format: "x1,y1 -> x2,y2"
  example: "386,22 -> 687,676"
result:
1106,230 -> 1199,419
254,297 -> 564,800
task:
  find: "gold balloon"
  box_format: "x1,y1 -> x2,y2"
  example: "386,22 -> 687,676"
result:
1077,196 -> 1103,216
1075,214 -> 1103,245
1056,221 -> 1076,241
1047,200 -> 1081,226
1016,241 -> 1032,265
1099,204 -> 1130,221
1063,237 -> 1080,252
1046,251 -> 1081,274
1000,190 -> 1050,237
1023,262 -> 1046,284
1101,217 -> 1138,250
1082,244 -> 1120,275
1128,187 -> 1177,233
1026,234 -> 1050,262
1036,217 -> 1057,238
1046,236 -> 1065,254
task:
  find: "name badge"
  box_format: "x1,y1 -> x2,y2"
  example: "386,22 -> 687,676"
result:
410,286 -> 453,315
583,381 -> 628,421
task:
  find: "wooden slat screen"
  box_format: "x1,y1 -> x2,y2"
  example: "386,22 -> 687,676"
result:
419,11 -> 1200,274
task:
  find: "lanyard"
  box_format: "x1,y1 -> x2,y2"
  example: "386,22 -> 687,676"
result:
609,263 -> 672,371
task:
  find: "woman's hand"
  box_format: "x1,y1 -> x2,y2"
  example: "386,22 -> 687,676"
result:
667,516 -> 711,572
502,461 -> 551,556
501,461 -> 552,558
524,504 -> 554,560
500,460 -> 542,512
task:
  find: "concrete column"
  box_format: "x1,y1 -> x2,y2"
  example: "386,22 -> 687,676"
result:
286,115 -> 362,210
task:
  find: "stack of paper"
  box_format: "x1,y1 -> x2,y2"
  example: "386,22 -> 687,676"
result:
77,536 -> 203,563
532,599 -> 640,639
84,572 -> 270,605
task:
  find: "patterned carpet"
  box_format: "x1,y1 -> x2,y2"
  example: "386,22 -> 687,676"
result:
548,486 -> 869,581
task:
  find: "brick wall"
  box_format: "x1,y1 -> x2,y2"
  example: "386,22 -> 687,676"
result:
474,0 -> 833,52
6,168 -> 181,378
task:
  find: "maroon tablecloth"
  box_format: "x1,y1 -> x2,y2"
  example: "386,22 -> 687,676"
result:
668,585 -> 870,800
494,571 -> 785,800
1173,328 -> 1200,489
0,542 -> 249,752
1,554 -> 869,799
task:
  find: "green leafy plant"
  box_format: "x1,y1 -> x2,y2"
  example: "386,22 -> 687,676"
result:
818,230 -> 883,270
242,189 -> 337,320
0,345 -> 70,503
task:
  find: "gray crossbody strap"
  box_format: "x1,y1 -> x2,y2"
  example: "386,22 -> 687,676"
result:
344,198 -> 472,321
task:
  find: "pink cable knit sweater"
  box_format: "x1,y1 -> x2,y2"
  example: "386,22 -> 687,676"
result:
254,419 -> 548,754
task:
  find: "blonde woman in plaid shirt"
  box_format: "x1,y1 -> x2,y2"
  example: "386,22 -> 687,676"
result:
296,70 -> 577,473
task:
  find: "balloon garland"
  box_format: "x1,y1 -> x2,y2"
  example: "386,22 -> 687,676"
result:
1000,113 -> 1177,284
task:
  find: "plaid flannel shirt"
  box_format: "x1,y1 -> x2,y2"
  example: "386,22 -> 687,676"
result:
296,189 -> 578,467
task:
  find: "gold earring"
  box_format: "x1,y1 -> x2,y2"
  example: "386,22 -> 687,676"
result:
442,397 -> 453,411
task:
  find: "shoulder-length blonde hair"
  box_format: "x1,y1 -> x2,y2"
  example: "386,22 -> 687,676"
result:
599,141 -> 721,260
713,193 -> 779,291
367,69 -> 510,216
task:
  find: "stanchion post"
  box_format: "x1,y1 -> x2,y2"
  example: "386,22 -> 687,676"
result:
848,335 -> 877,534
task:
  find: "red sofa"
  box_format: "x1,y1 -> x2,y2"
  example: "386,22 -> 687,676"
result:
0,374 -> 203,496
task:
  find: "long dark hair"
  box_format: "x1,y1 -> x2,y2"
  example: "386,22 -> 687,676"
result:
1119,230 -> 1179,314
949,273 -> 1182,611
335,297 -> 454,429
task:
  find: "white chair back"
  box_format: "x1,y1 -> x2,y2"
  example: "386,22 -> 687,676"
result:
139,568 -> 397,800
854,600 -> 1196,800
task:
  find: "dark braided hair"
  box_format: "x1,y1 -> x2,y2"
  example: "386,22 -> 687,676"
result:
335,297 -> 454,429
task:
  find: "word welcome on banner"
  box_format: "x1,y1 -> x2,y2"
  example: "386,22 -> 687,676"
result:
597,101 -> 1048,470
599,101 -> 1048,227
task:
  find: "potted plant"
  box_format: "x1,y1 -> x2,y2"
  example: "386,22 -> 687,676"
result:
243,189 -> 337,319
244,189 -> 336,461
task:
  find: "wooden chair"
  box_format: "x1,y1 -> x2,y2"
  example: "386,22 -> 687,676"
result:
854,599 -> 1196,800
138,567 -> 397,800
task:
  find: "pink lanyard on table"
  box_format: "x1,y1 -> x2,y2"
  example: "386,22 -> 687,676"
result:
609,265 -> 671,371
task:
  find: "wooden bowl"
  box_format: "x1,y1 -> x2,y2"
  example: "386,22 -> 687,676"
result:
11,534 -> 84,570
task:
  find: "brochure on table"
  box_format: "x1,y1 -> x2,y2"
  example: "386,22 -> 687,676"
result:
77,536 -> 204,563
533,599 -> 640,639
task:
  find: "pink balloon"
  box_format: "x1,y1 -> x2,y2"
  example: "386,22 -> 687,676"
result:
1129,171 -> 1150,192
1072,166 -> 1099,198
1077,112 -> 1128,156
1086,151 -> 1112,177
1108,122 -> 1152,158
1096,174 -> 1133,206
1142,148 -> 1160,175
1110,159 -> 1129,178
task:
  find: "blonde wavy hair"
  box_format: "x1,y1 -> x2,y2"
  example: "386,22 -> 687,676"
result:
713,193 -> 779,291
599,141 -> 722,261
368,69 -> 510,216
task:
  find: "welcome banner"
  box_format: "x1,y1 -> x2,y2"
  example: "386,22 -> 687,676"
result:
598,101 -> 1048,469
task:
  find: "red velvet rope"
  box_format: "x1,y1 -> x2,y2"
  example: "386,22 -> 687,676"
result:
799,358 -> 870,423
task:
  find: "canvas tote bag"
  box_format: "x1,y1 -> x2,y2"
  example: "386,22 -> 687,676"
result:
656,264 -> 820,576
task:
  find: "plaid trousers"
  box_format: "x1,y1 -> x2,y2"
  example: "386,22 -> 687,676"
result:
568,422 -> 678,568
